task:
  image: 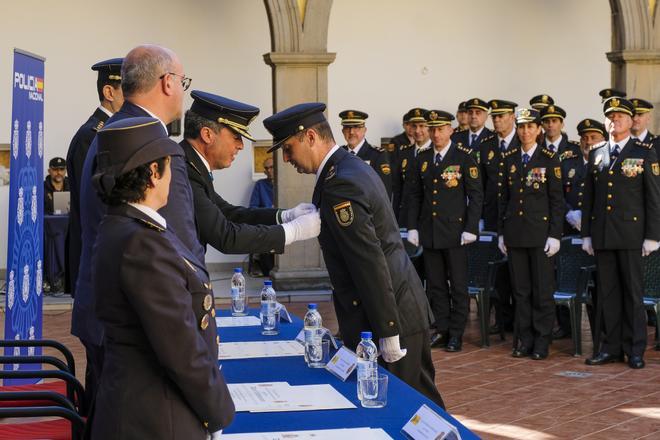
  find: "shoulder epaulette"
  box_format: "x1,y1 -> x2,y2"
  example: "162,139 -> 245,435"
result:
136,218 -> 165,232
541,147 -> 556,158
92,120 -> 104,132
634,139 -> 653,149
456,143 -> 473,155
502,147 -> 519,158
418,144 -> 432,153
590,141 -> 607,151
481,133 -> 496,143
568,140 -> 580,146
454,127 -> 467,133
559,150 -> 576,161
400,143 -> 414,150
369,143 -> 385,153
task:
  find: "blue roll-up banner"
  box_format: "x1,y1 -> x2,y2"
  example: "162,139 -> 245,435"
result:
4,49 -> 45,385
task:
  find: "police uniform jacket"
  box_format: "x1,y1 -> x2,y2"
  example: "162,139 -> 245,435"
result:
91,204 -> 234,439
74,101 -> 203,346
341,140 -> 392,198
639,131 -> 660,154
541,134 -> 581,161
478,133 -> 520,231
580,139 -> 660,249
451,127 -> 493,149
561,155 -> 588,212
498,145 -> 564,247
65,107 -> 108,294
181,140 -> 285,254
43,176 -> 70,215
392,143 -> 426,226
406,143 -> 483,249
313,147 -> 431,350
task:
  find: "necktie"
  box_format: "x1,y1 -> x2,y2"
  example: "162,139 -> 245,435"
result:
208,171 -> 214,181
522,153 -> 530,165
548,144 -> 555,153
610,144 -> 620,162
470,133 -> 478,147
499,139 -> 506,153
350,150 -> 356,155
435,154 -> 442,166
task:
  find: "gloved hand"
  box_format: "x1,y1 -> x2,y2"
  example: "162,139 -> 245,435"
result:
407,229 -> 419,247
544,237 -> 560,257
498,235 -> 507,255
461,231 -> 477,246
209,430 -> 223,439
282,210 -> 321,245
379,335 -> 407,363
582,236 -> 594,256
642,239 -> 660,257
281,202 -> 317,223
565,210 -> 582,231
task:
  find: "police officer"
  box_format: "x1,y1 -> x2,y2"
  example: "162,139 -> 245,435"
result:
540,104 -> 581,160
582,97 -> 660,369
406,110 -> 483,351
388,110 -> 415,157
599,88 -> 626,103
91,117 -> 233,439
339,110 -> 392,197
44,157 -> 70,215
529,94 -> 554,111
180,90 -> 320,255
65,57 -> 123,296
631,98 -> 659,151
263,103 -> 444,408
455,101 -> 469,132
452,98 -> 492,149
498,108 -> 564,360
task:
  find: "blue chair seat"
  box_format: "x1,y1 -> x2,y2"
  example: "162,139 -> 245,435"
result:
554,292 -> 576,301
643,297 -> 659,306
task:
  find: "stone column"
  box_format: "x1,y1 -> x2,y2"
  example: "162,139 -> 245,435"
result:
608,0 -> 660,131
263,0 -> 336,290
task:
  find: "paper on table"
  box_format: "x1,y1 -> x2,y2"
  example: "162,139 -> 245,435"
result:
218,340 -> 304,360
228,382 -> 356,413
227,382 -> 291,412
215,316 -> 261,327
401,404 -> 461,440
220,427 -> 393,439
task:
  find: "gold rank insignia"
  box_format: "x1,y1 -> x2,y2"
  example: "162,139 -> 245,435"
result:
510,164 -> 517,174
200,314 -> 209,330
325,165 -> 336,180
93,120 -> 105,132
421,161 -> 428,172
585,119 -> 591,127
333,201 -> 354,227
469,167 -> 478,179
568,168 -> 575,179
203,294 -> 213,311
653,162 -> 659,176
380,163 -> 391,175
402,158 -> 408,169
488,150 -> 494,161
554,167 -> 561,179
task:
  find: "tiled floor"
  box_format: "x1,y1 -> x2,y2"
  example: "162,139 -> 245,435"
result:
3,289 -> 659,439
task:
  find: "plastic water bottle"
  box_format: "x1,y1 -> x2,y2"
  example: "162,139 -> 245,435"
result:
260,280 -> 278,335
230,268 -> 247,316
303,304 -> 324,367
356,331 -> 379,401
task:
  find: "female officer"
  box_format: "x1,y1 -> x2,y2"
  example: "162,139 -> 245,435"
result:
90,117 -> 234,439
497,108 -> 564,360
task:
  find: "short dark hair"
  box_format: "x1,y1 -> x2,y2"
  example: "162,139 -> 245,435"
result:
296,120 -> 335,143
96,79 -> 121,103
183,110 -> 223,139
99,157 -> 168,206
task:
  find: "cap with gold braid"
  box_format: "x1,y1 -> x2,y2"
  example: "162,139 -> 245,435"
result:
540,104 -> 566,121
424,110 -> 454,127
515,107 -> 541,125
466,98 -> 489,112
603,97 -> 634,117
630,98 -> 654,114
457,101 -> 468,112
91,57 -> 123,82
599,88 -> 626,103
190,90 -> 260,141
263,102 -> 327,153
529,94 -> 554,110
406,107 -> 428,123
489,99 -> 517,115
577,118 -> 606,136
339,110 -> 368,127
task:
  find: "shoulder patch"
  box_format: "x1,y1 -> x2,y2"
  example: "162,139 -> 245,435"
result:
333,201 -> 354,227
136,218 -> 165,232
541,147 -> 556,158
380,163 -> 391,175
92,120 -> 105,132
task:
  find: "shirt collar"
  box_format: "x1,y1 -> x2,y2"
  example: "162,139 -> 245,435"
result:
316,144 -> 340,183
416,138 -> 432,151
521,143 -> 538,159
191,145 -> 212,173
134,104 -> 168,133
545,135 -> 562,149
610,136 -> 630,151
469,127 -> 484,138
98,106 -> 113,118
128,202 -> 167,229
348,138 -> 366,156
498,128 -> 516,149
434,140 -> 452,160
635,129 -> 648,141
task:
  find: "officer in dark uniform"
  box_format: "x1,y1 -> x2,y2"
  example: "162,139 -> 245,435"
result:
599,88 -> 626,103
43,157 -> 70,215
406,110 -> 483,352
339,110 -> 392,198
455,101 -> 469,132
91,117 -> 234,439
181,90 -> 319,255
65,57 -> 123,296
498,108 -> 564,360
631,98 -> 660,151
582,97 -> 660,369
388,110 -> 415,162
451,98 -> 492,149
478,100 -> 519,334
263,103 -> 444,408
529,94 -> 554,111
539,104 -> 581,160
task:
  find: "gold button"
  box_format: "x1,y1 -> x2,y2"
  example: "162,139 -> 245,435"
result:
633,216 -> 638,221
204,422 -> 209,428
216,335 -> 220,345
543,216 -> 548,221
499,162 -> 504,166
433,190 -> 438,194
433,179 -> 438,183
609,170 -> 614,175
519,189 -> 523,193
607,206 -> 612,211
519,200 -> 523,204
432,201 -> 437,205
200,314 -> 209,330
607,194 -> 612,199
458,217 -> 462,221
211,308 -> 216,318
498,183 -> 502,186
204,282 -> 212,290
519,211 -> 524,216
608,182 -> 613,187
591,216 -> 595,220
203,294 -> 213,311
352,300 -> 358,306
432,212 -> 437,216
578,192 -> 583,196
578,202 -> 582,207
388,321 -> 395,327
498,172 -> 503,176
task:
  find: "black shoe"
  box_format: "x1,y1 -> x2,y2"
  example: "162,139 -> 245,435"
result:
552,328 -> 570,340
628,355 -> 645,369
585,352 -> 623,366
512,346 -> 532,358
430,332 -> 449,348
531,352 -> 548,360
445,337 -> 462,352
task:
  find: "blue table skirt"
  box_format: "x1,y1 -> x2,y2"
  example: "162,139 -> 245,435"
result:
217,309 -> 478,439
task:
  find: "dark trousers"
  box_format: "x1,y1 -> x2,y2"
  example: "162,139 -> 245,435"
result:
423,246 -> 469,338
508,247 -> 555,353
81,339 -> 104,415
494,263 -> 515,330
595,249 -> 647,357
385,330 -> 445,409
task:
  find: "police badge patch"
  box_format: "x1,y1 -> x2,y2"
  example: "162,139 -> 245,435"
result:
421,161 -> 428,172
380,163 -> 391,175
469,167 -> 478,179
554,167 -> 561,179
653,162 -> 660,176
333,201 -> 354,227
402,158 -> 408,169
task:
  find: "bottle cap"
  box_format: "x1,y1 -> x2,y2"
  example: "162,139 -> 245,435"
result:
264,280 -> 273,286
360,331 -> 372,339
308,303 -> 317,309
234,268 -> 242,273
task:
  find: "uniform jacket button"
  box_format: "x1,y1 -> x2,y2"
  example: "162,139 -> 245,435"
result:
352,300 -> 358,306
388,321 -> 395,327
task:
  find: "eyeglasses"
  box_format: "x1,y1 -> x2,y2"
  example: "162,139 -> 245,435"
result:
159,72 -> 192,91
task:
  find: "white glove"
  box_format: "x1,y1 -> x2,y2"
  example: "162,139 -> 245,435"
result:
642,239 -> 660,257
544,237 -> 560,257
407,229 -> 419,247
281,202 -> 317,223
209,430 -> 222,439
281,210 -> 321,245
565,210 -> 582,231
498,235 -> 507,255
461,231 -> 477,246
379,335 -> 407,363
582,236 -> 594,256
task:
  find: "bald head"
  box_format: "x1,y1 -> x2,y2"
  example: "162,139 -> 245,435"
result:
121,44 -> 178,97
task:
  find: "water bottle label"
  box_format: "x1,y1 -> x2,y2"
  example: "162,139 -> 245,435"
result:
325,346 -> 357,381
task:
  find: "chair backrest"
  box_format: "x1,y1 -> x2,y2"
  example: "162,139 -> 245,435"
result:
467,232 -> 503,289
643,251 -> 660,299
556,236 -> 595,293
